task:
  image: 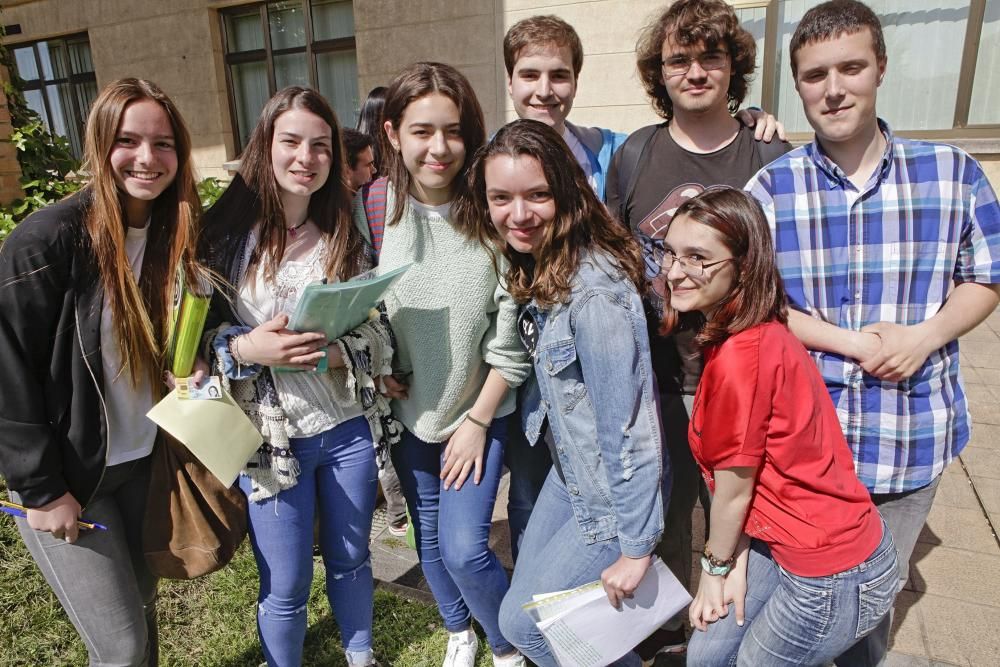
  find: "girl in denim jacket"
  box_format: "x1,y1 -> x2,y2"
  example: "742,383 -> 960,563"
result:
453,119 -> 668,667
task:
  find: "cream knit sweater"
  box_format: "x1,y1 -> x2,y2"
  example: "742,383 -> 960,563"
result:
354,187 -> 530,443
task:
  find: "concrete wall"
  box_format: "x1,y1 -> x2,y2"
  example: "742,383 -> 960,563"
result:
1,0 -> 234,180
499,0 -> 661,133
1,0 -> 998,192
352,0 -> 660,135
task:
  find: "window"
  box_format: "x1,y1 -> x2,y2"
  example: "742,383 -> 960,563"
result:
9,34 -> 98,158
733,0 -> 1000,137
221,0 -> 359,151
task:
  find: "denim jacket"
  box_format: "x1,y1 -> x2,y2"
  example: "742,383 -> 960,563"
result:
520,251 -> 667,557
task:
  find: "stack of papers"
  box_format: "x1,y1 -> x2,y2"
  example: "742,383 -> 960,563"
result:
523,558 -> 692,667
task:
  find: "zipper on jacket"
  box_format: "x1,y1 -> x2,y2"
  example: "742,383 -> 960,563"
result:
75,304 -> 110,509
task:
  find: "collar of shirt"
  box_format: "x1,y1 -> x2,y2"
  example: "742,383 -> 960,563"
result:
804,118 -> 895,193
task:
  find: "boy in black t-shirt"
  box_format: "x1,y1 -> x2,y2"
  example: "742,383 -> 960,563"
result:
605,1 -> 791,662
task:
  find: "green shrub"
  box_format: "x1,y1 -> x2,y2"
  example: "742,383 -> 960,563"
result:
197,176 -> 228,210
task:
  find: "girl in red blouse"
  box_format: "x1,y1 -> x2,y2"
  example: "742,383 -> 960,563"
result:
660,187 -> 897,666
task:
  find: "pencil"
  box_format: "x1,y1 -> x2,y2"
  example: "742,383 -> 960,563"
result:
0,499 -> 109,531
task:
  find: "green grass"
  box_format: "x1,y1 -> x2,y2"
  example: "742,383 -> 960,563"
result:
0,480 -> 494,667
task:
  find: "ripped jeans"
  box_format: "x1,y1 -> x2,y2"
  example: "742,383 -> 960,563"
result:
240,416 -> 378,667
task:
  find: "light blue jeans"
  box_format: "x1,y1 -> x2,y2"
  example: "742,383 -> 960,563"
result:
687,520 -> 897,667
499,469 -> 642,667
240,416 -> 378,667
392,417 -> 515,655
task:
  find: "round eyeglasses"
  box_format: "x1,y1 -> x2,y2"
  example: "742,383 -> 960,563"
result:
661,50 -> 729,78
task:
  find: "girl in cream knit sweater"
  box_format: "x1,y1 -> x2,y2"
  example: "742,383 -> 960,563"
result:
357,63 -> 529,667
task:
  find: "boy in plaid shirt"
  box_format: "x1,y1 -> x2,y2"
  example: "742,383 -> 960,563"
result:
747,1 -> 1000,664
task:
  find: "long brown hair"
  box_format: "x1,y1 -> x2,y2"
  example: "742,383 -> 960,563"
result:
659,188 -> 787,347
453,119 -> 645,307
203,86 -> 364,284
380,62 -> 486,226
82,78 -> 201,386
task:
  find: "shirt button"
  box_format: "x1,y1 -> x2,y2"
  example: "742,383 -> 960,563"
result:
545,360 -> 554,372
570,486 -> 580,495
855,291 -> 861,300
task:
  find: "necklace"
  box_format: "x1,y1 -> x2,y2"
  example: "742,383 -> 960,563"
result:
286,219 -> 308,237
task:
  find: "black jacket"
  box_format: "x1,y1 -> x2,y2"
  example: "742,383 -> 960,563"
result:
0,192 -> 109,508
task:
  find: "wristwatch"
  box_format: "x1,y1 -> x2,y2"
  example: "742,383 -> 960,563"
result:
700,555 -> 733,577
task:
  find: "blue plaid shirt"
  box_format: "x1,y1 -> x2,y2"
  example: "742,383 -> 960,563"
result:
747,120 -> 1000,494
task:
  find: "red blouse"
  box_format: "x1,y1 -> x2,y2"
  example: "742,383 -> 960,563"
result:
689,321 -> 882,577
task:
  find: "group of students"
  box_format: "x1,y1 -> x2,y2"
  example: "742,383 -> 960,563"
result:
2,1 -> 1000,667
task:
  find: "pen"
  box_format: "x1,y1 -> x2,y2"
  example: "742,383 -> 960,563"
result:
0,499 -> 109,531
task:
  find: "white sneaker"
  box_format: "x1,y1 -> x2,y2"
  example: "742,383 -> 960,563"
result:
443,629 -> 479,667
492,651 -> 526,667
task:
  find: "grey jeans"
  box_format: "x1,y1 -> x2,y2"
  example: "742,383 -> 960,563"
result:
835,473 -> 942,667
13,456 -> 158,667
379,453 -> 408,526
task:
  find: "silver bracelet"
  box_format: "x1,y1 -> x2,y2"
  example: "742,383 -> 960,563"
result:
229,334 -> 247,366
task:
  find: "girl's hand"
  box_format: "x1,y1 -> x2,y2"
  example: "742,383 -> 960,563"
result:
440,418 -> 487,491
164,355 -> 211,390
601,553 -> 652,609
380,374 -> 409,400
690,569 -> 729,632
26,492 -> 82,543
238,314 -> 327,369
723,536 -> 751,627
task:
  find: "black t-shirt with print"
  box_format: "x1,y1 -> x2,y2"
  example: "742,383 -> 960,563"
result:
606,123 -> 792,392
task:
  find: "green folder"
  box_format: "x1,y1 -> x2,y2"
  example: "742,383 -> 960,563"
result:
276,263 -> 410,373
168,280 -> 212,378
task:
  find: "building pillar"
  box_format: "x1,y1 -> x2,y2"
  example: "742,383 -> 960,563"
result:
0,64 -> 24,205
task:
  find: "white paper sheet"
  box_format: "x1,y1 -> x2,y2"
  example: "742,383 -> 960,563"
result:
524,558 -> 692,667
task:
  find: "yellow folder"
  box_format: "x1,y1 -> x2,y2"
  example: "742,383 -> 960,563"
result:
147,388 -> 263,487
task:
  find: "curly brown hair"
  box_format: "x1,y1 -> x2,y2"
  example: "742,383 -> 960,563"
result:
453,120 -> 645,308
636,0 -> 756,120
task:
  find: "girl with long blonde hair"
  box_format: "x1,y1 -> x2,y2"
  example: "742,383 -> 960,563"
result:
0,77 -> 201,665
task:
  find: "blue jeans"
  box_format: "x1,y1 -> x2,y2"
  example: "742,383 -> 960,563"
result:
391,417 -> 514,655
687,522 -> 897,667
504,408 -> 552,564
499,469 -> 642,667
240,416 -> 378,667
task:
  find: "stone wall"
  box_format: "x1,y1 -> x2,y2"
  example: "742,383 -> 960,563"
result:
1,0 -> 998,191
1,0 -> 234,180
0,64 -> 24,205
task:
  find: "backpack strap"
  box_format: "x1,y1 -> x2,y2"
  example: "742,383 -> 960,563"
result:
615,122 -> 666,227
362,176 -> 388,258
754,135 -> 791,170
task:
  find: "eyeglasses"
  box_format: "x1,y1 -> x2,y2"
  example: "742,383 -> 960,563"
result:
661,50 -> 729,78
661,252 -> 735,277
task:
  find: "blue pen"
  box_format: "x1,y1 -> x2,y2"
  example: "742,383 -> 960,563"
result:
0,499 -> 109,531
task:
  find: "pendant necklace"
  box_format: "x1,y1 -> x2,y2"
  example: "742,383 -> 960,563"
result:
286,219 -> 308,237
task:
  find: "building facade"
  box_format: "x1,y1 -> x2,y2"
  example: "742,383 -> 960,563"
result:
1,0 -> 998,200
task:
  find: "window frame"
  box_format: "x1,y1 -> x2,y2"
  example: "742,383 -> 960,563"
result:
217,0 -> 357,152
6,32 -> 97,158
730,0 -> 1000,144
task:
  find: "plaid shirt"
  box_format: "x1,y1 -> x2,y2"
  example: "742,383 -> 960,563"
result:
747,120 -> 1000,494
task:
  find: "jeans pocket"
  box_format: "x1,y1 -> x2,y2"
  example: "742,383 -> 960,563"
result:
855,562 -> 898,639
